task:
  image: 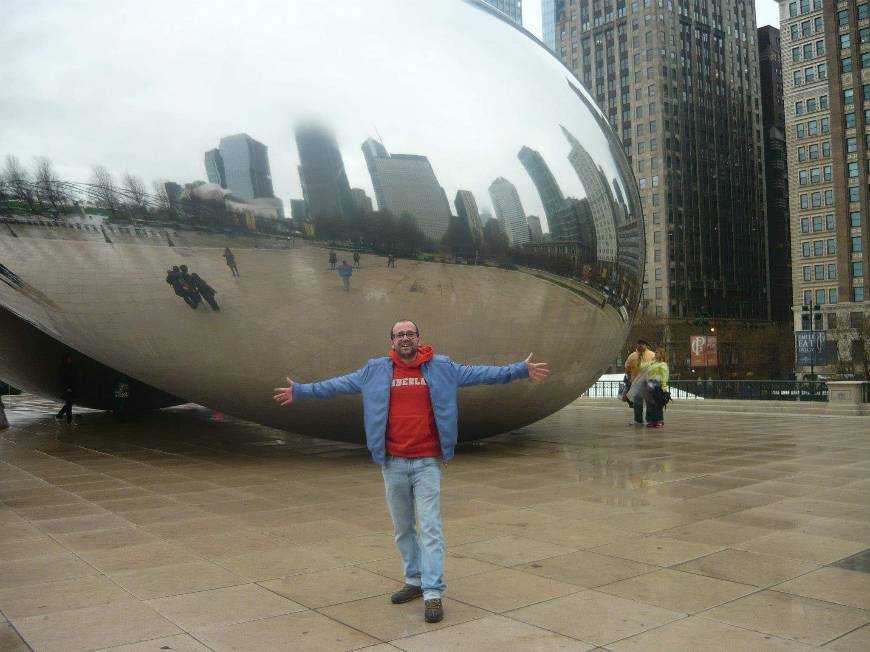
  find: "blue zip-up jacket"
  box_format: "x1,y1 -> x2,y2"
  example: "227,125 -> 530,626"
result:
292,355 -> 529,464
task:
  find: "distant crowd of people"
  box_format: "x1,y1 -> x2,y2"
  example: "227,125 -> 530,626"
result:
165,264 -> 220,311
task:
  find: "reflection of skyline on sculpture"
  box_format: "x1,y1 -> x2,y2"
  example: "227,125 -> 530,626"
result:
0,0 -> 644,441
3,0 -> 632,233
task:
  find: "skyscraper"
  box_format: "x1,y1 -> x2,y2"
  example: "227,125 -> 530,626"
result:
758,25 -> 792,323
555,0 -> 769,319
780,0 -> 870,375
204,149 -> 226,188
454,190 -> 485,246
562,127 -> 617,263
295,124 -> 355,221
362,141 -> 452,240
541,0 -> 562,52
350,188 -> 373,214
203,134 -> 274,201
480,0 -> 522,25
527,215 -> 544,241
488,177 -> 530,246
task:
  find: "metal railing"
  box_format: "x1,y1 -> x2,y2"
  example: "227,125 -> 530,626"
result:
584,379 -> 829,402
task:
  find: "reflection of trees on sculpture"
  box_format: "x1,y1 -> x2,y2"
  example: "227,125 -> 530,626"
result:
33,157 -> 67,214
440,216 -> 475,260
122,173 -> 148,219
3,155 -> 34,210
482,220 -> 509,261
91,165 -> 121,216
312,209 -> 431,257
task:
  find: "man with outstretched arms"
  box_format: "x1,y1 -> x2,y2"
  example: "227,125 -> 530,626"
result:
273,319 -> 549,623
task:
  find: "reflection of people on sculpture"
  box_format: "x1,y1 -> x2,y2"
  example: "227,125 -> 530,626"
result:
166,266 -> 199,309
273,320 -> 549,624
190,273 -> 220,311
55,354 -> 77,425
328,249 -> 337,270
223,248 -> 240,277
337,260 -> 353,291
353,251 -> 361,268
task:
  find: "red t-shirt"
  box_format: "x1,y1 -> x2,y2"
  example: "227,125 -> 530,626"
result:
386,346 -> 441,458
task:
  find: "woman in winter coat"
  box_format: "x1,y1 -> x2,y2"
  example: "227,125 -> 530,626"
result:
642,350 -> 670,428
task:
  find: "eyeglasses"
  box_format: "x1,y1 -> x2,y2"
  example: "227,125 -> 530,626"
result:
391,331 -> 419,340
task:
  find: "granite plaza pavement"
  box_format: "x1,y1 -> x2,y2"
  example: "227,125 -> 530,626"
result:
1,395 -> 869,651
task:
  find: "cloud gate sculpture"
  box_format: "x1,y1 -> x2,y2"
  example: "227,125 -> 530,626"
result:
0,0 -> 643,443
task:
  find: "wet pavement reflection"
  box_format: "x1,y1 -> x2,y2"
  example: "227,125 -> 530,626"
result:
1,397 -> 869,650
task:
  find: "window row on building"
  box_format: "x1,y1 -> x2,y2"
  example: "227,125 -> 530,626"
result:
794,94 -> 828,115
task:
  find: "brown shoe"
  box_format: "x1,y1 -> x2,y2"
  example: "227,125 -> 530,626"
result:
391,584 -> 423,604
424,598 -> 444,623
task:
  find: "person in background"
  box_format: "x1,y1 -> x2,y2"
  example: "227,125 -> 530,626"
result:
328,250 -> 338,270
190,273 -> 220,311
353,250 -> 361,268
113,376 -> 131,423
643,349 -> 669,428
624,339 -> 655,425
55,354 -> 77,425
223,248 -> 240,277
337,260 -> 353,291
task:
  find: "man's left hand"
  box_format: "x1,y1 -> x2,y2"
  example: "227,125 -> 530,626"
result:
525,353 -> 550,382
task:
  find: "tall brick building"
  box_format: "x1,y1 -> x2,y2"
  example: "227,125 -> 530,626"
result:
554,0 -> 770,320
780,0 -> 870,376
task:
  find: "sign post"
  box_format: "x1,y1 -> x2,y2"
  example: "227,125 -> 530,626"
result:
690,335 -> 718,369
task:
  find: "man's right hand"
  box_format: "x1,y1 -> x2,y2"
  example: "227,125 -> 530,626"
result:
273,377 -> 295,406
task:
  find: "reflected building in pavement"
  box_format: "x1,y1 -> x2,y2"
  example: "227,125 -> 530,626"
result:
296,124 -> 356,221
362,140 -> 452,241
488,177 -> 529,247
454,190 -> 484,248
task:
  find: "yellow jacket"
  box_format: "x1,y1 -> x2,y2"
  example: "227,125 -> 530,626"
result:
624,349 -> 655,382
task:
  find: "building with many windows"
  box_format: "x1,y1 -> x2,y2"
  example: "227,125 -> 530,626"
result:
481,0 -> 522,25
758,26 -> 793,322
554,0 -> 769,320
780,0 -> 870,376
363,142 -> 452,241
295,124 -> 355,221
203,133 -> 274,202
489,177 -> 530,246
542,0 -> 563,51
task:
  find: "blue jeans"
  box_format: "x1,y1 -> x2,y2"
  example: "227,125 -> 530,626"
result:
381,456 -> 445,600
633,399 -> 644,423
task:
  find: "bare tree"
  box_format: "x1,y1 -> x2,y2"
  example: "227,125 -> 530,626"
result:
90,165 -> 120,216
151,179 -> 171,213
122,173 -> 148,219
3,154 -> 34,208
33,156 -> 67,214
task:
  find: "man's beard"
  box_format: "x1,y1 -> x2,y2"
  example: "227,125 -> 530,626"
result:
397,343 -> 418,359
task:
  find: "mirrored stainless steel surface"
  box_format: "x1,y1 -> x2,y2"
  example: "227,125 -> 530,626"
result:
0,0 -> 643,443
